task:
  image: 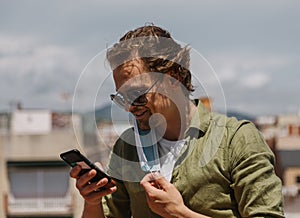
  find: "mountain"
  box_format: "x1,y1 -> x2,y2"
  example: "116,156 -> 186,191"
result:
226,110 -> 256,122
95,103 -> 129,122
94,104 -> 256,123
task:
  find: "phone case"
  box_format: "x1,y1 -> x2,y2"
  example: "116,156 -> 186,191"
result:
60,149 -> 115,188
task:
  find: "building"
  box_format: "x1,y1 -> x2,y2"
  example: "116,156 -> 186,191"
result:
1,101 -> 292,217
0,109 -> 84,218
0,134 -> 8,218
91,104 -> 131,165
256,114 -> 300,217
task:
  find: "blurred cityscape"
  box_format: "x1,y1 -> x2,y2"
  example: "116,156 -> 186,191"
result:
0,99 -> 299,218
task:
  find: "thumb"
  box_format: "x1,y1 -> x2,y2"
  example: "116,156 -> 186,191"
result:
140,172 -> 169,191
151,172 -> 170,190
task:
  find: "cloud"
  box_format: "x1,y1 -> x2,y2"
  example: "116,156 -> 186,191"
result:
0,0 -> 299,116
198,50 -> 297,115
0,35 -> 79,74
240,72 -> 271,89
208,50 -> 290,88
0,35 -> 84,110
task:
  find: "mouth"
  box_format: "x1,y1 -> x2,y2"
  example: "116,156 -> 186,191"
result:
132,110 -> 148,120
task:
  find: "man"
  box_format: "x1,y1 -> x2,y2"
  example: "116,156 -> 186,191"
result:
70,25 -> 284,217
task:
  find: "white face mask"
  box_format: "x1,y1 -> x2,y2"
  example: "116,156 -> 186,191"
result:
133,118 -> 160,173
133,116 -> 186,182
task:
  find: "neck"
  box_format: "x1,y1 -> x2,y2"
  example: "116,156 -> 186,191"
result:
162,100 -> 196,141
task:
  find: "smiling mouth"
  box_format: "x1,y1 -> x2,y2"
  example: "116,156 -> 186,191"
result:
133,110 -> 148,119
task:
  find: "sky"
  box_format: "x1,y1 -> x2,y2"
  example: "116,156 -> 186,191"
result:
0,0 -> 299,117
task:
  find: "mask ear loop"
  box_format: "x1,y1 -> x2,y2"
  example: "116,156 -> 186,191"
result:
133,118 -> 160,173
133,118 -> 162,189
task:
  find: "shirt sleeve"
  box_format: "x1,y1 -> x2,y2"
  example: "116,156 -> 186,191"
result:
103,134 -> 132,218
229,123 -> 285,217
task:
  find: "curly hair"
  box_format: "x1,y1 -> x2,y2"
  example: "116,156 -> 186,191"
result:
106,24 -> 194,93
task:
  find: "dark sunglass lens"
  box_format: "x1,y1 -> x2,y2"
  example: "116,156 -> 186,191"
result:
125,89 -> 147,106
132,95 -> 147,105
111,83 -> 155,108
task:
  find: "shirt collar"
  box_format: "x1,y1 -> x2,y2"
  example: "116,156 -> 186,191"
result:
184,102 -> 211,139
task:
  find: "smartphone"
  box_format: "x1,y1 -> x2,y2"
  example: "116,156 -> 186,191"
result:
60,149 -> 115,189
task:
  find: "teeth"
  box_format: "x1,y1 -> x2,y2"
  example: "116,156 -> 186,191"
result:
135,111 -> 145,116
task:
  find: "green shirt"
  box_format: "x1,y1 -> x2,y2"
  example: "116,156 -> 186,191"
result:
104,103 -> 285,218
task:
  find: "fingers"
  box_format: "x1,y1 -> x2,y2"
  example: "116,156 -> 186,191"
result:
140,172 -> 162,184
69,165 -> 82,178
70,165 -> 116,198
79,177 -> 116,196
141,172 -> 186,217
76,170 -> 99,192
83,185 -> 116,204
140,172 -> 169,201
140,172 -> 170,191
150,172 -> 170,190
69,163 -> 117,206
75,171 -> 117,205
79,178 -> 117,206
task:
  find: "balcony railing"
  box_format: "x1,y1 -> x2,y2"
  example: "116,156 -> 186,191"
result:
7,194 -> 72,215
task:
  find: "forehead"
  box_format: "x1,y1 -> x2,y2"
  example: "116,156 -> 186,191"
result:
113,59 -> 151,90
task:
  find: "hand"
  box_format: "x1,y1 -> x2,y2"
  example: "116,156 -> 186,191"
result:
69,162 -> 117,206
140,172 -> 188,218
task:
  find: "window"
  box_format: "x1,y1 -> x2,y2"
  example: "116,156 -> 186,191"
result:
296,176 -> 300,184
7,161 -> 69,198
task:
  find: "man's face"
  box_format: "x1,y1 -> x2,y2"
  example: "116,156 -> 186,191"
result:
112,59 -> 176,130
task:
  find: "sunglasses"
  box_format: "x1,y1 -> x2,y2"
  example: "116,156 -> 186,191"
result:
110,78 -> 161,109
